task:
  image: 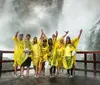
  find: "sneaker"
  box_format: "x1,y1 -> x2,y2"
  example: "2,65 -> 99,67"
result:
50,75 -> 53,78
34,74 -> 39,78
58,74 -> 62,77
66,74 -> 70,78
36,75 -> 40,78
41,73 -> 45,77
69,75 -> 73,78
26,74 -> 29,78
50,74 -> 54,78
12,73 -> 18,78
34,74 -> 37,78
20,75 -> 24,79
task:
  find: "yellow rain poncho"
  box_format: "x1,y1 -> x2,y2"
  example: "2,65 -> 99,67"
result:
12,36 -> 24,66
48,38 -> 57,67
31,40 -> 41,66
20,40 -> 32,65
39,44 -> 49,62
63,37 -> 79,69
52,38 -> 65,67
71,37 -> 79,66
63,44 -> 76,69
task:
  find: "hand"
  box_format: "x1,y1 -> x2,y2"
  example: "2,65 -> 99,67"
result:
16,31 -> 19,34
56,31 -> 58,36
15,31 -> 19,37
65,31 -> 69,34
78,29 -> 83,38
80,29 -> 83,34
41,29 -> 44,34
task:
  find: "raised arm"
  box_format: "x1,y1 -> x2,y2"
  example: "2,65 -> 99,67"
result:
63,31 -> 69,38
15,31 -> 19,38
78,29 -> 83,39
40,29 -> 44,40
41,29 -> 48,39
55,31 -> 58,38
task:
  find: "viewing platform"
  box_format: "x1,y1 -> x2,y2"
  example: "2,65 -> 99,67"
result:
0,50 -> 100,85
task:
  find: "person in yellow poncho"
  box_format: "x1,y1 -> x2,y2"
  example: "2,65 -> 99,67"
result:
63,29 -> 83,78
31,37 -> 41,77
48,31 -> 58,77
20,34 -> 32,78
53,31 -> 69,76
37,29 -> 49,76
48,38 -> 57,77
12,31 -> 24,77
38,39 -> 49,76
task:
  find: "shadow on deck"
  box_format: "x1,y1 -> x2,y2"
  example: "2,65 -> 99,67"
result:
0,75 -> 100,85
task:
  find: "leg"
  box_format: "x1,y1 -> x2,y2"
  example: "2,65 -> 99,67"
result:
42,62 -> 45,76
67,69 -> 70,74
13,62 -> 18,75
26,66 -> 30,77
71,68 -> 73,75
53,66 -> 56,74
20,66 -> 24,76
38,61 -> 43,75
34,66 -> 36,75
50,67 -> 53,75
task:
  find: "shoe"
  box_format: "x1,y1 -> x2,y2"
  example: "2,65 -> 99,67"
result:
50,75 -> 53,78
58,74 -> 62,77
34,74 -> 39,78
26,74 -> 29,78
66,74 -> 70,78
12,73 -> 18,78
69,75 -> 73,78
20,75 -> 24,79
50,74 -> 54,78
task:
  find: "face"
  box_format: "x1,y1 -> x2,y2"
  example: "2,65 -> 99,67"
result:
66,36 -> 71,44
60,39 -> 64,44
33,37 -> 37,44
26,35 -> 31,41
48,39 -> 53,45
19,34 -> 23,40
43,39 -> 47,46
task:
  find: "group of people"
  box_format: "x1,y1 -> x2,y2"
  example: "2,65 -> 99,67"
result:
12,29 -> 83,78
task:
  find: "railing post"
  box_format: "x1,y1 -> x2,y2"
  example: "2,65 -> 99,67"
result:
84,53 -> 87,76
0,52 -> 2,78
93,54 -> 96,78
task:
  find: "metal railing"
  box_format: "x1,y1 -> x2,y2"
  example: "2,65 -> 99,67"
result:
0,50 -> 100,78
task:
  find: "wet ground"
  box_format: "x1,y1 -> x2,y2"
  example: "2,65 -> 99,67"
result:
0,75 -> 100,85
0,69 -> 100,85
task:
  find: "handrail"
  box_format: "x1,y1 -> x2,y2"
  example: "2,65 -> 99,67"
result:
0,50 -> 100,78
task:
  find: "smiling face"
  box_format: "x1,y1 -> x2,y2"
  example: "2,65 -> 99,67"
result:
48,38 -> 53,45
43,39 -> 47,46
19,34 -> 23,41
33,37 -> 37,44
26,34 -> 31,41
66,36 -> 71,44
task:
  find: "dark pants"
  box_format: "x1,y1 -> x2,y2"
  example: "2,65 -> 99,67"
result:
67,68 -> 73,75
50,66 -> 56,75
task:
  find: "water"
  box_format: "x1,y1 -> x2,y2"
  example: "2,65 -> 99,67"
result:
0,0 -> 100,76
0,0 -> 100,50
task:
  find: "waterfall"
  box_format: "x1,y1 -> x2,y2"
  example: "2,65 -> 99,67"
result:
0,0 -> 100,50
57,0 -> 100,50
0,0 -> 62,50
